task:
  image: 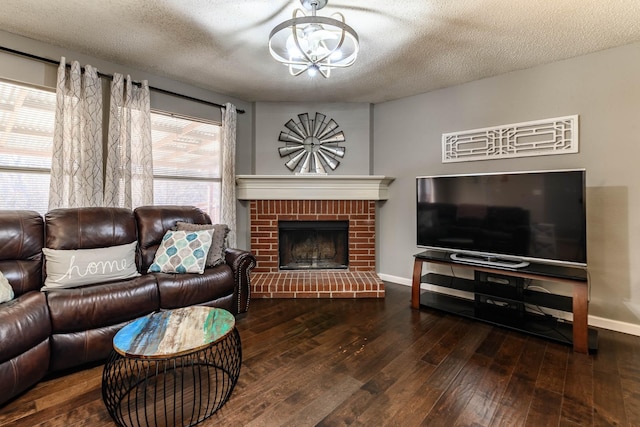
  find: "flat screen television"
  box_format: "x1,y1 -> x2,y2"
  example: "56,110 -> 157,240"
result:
416,169 -> 587,268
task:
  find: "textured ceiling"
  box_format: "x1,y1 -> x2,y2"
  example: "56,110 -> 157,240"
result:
1,0 -> 640,103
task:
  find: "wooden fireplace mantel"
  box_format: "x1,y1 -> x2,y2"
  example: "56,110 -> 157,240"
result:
235,175 -> 395,201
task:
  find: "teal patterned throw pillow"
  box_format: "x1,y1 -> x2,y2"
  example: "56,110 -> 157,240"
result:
148,229 -> 214,274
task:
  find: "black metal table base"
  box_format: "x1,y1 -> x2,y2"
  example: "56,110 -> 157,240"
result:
102,328 -> 241,427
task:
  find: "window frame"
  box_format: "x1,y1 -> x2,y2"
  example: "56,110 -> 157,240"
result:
149,109 -> 223,222
0,78 -> 56,214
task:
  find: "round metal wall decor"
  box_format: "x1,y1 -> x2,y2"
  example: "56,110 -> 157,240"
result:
277,112 -> 346,174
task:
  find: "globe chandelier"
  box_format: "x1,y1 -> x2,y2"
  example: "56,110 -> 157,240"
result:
268,0 -> 359,78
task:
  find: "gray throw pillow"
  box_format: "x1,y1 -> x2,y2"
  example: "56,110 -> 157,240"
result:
175,222 -> 230,267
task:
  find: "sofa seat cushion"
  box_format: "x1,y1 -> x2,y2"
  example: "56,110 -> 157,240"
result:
154,264 -> 235,309
45,275 -> 160,333
49,322 -> 129,372
0,340 -> 50,406
0,291 -> 51,362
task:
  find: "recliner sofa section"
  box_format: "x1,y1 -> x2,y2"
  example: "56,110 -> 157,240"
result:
0,206 -> 256,406
0,210 -> 51,406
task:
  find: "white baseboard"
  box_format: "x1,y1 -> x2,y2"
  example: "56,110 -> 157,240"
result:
379,273 -> 412,287
587,315 -> 640,336
378,273 -> 640,337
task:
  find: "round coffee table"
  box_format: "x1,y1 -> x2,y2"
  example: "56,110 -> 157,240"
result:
102,307 -> 241,427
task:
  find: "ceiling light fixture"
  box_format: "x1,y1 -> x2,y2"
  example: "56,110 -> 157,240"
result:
268,0 -> 359,78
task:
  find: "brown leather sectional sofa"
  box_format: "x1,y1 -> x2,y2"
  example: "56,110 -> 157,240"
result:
0,205 -> 256,406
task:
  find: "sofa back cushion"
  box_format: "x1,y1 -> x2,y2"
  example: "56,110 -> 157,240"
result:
0,210 -> 44,296
134,205 -> 211,272
45,207 -> 138,250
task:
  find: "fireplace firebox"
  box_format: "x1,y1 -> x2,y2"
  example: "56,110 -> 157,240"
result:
278,220 -> 349,270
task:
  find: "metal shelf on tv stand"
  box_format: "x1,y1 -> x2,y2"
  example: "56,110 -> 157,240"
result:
410,250 -> 597,354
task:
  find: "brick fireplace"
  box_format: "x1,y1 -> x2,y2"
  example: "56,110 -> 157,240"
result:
237,175 -> 394,299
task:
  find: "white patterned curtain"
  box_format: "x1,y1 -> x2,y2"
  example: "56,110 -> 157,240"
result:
104,73 -> 153,208
221,103 -> 237,248
48,58 -> 103,209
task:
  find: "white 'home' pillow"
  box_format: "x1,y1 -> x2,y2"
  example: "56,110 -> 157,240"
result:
0,271 -> 14,303
42,241 -> 140,290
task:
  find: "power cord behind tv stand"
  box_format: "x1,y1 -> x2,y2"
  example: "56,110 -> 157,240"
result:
450,253 -> 530,269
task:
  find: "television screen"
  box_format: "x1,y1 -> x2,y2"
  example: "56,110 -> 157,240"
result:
416,169 -> 587,267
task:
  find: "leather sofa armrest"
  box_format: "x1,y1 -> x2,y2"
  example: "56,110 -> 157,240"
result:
224,248 -> 256,314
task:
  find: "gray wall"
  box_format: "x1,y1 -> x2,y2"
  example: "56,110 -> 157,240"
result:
0,30 -> 253,250
254,102 -> 372,175
373,41 -> 640,327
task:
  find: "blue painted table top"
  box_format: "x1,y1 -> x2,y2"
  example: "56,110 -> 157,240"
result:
113,306 -> 235,358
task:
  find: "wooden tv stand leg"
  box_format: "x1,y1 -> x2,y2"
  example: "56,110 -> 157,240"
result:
572,282 -> 589,354
411,258 -> 423,309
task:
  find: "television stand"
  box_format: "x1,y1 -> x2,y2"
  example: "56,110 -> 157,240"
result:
411,250 -> 597,353
450,253 -> 530,269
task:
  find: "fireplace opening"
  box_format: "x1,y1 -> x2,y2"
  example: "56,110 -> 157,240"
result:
278,220 -> 349,270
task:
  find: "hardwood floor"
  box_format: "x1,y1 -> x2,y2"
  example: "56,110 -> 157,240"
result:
1,282 -> 639,426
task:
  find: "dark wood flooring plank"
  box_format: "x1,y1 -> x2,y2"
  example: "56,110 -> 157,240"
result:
452,332 -> 527,427
560,352 -> 594,426
474,328 -> 508,358
489,337 -> 547,426
514,337 -> 548,381
10,384 -> 103,427
524,387 -> 562,427
614,331 -> 640,425
420,317 -> 469,366
42,397 -> 114,427
535,341 -> 569,394
421,351 -> 493,426
1,283 -> 639,427
315,373 -> 397,426
0,399 -> 36,426
354,358 -> 436,426
592,330 -> 628,426
520,342 -> 568,427
226,290 -> 407,426
244,370 -> 362,427
240,303 -> 343,362
404,322 -> 493,425
221,327 -> 365,424
490,374 -> 536,427
279,376 -> 364,427
352,315 -> 458,425
220,289 -> 412,424
313,310 -> 435,424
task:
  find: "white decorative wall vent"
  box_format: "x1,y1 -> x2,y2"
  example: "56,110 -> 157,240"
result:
442,115 -> 578,163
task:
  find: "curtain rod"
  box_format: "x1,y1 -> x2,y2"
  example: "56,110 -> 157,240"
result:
0,45 -> 245,114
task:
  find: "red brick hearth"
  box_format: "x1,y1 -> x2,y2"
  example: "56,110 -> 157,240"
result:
249,200 -> 385,298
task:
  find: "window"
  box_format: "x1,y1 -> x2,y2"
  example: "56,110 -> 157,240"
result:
0,80 -> 56,214
0,80 -> 222,219
150,112 -> 222,222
